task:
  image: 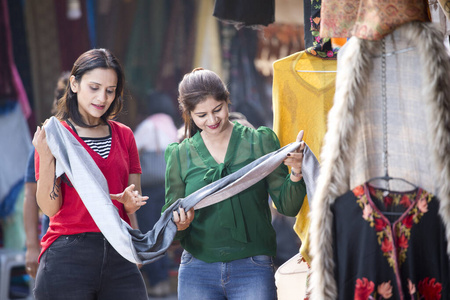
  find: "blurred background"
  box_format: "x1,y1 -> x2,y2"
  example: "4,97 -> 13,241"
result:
3,0 -> 306,132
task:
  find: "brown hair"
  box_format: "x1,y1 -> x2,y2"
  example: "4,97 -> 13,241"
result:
55,48 -> 125,127
178,68 -> 230,138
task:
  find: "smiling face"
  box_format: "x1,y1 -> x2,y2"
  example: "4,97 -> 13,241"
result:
70,68 -> 117,125
190,96 -> 231,136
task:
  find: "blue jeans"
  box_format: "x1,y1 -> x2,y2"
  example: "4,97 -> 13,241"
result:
33,232 -> 147,300
178,250 -> 277,300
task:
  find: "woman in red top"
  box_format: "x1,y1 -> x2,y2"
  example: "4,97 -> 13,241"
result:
32,49 -> 149,300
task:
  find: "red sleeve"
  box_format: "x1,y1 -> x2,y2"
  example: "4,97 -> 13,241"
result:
128,128 -> 142,175
34,148 -> 40,181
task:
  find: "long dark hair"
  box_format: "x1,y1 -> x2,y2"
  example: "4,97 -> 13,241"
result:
178,68 -> 230,138
55,48 -> 125,127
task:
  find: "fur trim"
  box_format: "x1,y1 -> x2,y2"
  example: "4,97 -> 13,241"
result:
308,22 -> 450,300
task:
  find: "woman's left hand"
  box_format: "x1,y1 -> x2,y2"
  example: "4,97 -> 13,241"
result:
284,130 -> 305,181
173,207 -> 195,231
110,184 -> 148,214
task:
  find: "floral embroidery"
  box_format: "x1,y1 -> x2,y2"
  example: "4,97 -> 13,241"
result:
418,277 -> 442,300
354,278 -> 374,300
354,278 -> 394,299
377,281 -> 393,299
305,0 -> 339,59
408,279 -> 416,295
354,185 -> 433,269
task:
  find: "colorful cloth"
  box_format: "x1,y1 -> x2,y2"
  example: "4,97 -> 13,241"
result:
305,0 -> 339,58
320,0 -> 429,40
332,183 -> 449,299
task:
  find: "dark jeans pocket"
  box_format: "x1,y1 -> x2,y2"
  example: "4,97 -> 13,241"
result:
47,234 -> 83,252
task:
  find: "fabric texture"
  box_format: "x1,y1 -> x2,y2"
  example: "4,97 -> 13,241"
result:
44,117 -> 313,265
304,0 -> 339,59
332,184 -> 449,299
308,22 -> 450,299
178,251 -> 277,299
272,51 -> 337,263
320,0 -> 429,40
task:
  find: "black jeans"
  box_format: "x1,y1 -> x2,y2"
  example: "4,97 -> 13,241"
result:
34,232 -> 147,300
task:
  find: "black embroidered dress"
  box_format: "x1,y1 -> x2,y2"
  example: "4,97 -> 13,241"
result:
331,183 -> 449,300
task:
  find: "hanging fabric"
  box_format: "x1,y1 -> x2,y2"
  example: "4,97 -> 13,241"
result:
54,0 -> 91,71
213,0 -> 275,30
272,50 -> 337,264
308,21 -> 450,299
24,0 -> 61,123
304,0 -> 340,59
0,0 -> 31,118
320,0 -> 430,40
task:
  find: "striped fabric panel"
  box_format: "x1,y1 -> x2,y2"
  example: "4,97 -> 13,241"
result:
83,136 -> 112,159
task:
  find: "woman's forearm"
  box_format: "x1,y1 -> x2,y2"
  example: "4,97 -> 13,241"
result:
36,157 -> 62,217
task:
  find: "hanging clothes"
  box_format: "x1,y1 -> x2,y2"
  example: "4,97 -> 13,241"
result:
193,0 -> 222,76
308,22 -> 450,300
332,183 -> 449,299
213,0 -> 275,29
7,0 -> 34,112
320,0 -> 429,40
24,0 -> 61,124
272,50 -> 337,264
95,0 -> 138,63
124,0 -> 170,98
54,0 -> 91,71
0,0 -> 31,118
156,0 -> 197,102
226,27 -> 272,128
304,0 -> 339,58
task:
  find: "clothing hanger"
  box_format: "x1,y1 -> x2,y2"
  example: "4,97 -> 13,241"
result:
296,70 -> 337,73
366,39 -> 417,216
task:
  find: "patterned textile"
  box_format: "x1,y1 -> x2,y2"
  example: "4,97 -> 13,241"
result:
305,0 -> 339,58
320,0 -> 429,40
332,184 -> 449,299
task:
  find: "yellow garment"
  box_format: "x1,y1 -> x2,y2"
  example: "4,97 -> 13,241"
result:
272,51 -> 336,263
193,0 -> 222,76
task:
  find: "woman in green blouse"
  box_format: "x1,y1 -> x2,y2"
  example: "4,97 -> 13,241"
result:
163,68 -> 306,300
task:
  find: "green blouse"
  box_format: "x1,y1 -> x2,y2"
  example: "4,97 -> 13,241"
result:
162,122 -> 306,263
